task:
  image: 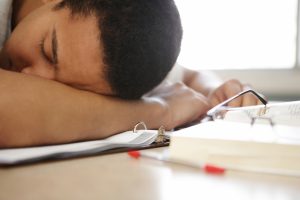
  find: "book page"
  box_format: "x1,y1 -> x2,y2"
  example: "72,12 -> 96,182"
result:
0,130 -> 158,165
222,101 -> 300,126
170,120 -> 300,176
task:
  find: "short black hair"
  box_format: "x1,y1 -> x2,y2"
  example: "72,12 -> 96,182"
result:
56,0 -> 182,99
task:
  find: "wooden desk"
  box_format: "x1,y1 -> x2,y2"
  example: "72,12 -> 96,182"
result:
1,148 -> 300,200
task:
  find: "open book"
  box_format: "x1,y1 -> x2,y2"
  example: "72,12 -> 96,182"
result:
0,128 -> 167,165
169,101 -> 300,176
218,101 -> 300,126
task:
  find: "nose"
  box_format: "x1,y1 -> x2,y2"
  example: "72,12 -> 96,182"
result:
20,65 -> 55,80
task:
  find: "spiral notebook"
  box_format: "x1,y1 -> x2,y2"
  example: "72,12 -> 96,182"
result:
0,122 -> 170,166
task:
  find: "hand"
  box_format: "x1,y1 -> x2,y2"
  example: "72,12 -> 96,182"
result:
146,82 -> 210,129
208,79 -> 263,107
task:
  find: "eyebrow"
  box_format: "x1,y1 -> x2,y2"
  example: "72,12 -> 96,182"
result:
52,28 -> 59,66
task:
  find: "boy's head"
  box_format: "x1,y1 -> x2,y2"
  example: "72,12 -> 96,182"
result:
3,0 -> 182,99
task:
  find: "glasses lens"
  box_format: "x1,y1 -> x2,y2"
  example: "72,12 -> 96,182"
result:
213,107 -> 300,141
213,109 -> 254,124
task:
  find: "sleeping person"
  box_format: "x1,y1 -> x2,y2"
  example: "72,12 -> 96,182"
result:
0,0 -> 260,147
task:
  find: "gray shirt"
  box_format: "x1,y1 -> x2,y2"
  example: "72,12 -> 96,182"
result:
0,0 -> 13,49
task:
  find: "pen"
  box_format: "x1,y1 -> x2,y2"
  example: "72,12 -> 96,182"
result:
128,151 -> 300,177
127,150 -> 226,175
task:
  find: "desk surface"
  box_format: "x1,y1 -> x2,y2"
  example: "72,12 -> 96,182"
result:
1,148 -> 300,200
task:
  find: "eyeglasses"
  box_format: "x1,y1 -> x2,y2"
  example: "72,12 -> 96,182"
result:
206,89 -> 270,126
206,89 -> 300,141
207,89 -> 268,118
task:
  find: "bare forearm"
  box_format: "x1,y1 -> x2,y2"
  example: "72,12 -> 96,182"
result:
167,64 -> 223,96
182,68 -> 222,96
175,64 -> 261,107
0,69 -> 166,148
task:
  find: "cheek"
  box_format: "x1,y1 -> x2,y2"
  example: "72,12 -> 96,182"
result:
4,33 -> 37,69
7,15 -> 47,69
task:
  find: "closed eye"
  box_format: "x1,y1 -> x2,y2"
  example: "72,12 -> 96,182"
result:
39,36 -> 53,64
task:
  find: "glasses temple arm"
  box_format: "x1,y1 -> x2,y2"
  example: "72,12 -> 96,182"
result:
206,89 -> 267,116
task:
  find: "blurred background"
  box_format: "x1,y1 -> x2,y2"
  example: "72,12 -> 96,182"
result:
174,0 -> 300,101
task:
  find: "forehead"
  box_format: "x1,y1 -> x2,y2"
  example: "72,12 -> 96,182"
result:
54,8 -> 111,93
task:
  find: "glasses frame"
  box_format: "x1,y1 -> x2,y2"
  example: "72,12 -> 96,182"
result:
206,89 -> 268,119
203,91 -> 300,141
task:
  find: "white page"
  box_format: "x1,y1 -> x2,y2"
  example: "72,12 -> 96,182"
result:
222,101 -> 300,126
0,130 -> 158,165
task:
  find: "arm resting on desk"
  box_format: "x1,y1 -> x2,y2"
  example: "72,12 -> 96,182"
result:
0,69 -> 209,148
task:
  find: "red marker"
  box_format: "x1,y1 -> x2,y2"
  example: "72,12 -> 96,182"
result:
128,151 -> 300,177
128,150 -> 225,175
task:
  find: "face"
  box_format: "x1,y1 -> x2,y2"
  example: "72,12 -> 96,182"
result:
2,0 -> 113,95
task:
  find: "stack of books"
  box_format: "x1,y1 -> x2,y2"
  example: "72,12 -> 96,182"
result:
169,101 -> 300,176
